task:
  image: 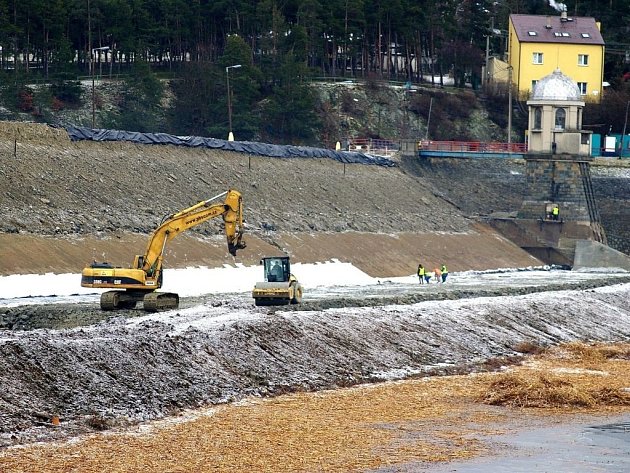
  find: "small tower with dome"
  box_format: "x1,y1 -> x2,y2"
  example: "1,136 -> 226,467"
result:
489,69 -> 627,268
513,68 -> 607,263
526,68 -> 591,155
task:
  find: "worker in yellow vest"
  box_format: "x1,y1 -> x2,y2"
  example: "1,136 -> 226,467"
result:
552,205 -> 559,221
440,264 -> 448,283
417,264 -> 426,284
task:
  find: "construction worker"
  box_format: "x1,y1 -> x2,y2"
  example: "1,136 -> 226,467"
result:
441,264 -> 448,283
552,205 -> 560,221
433,267 -> 441,283
417,264 -> 425,284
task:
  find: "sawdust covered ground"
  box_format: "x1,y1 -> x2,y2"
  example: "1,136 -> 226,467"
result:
1,343 -> 629,472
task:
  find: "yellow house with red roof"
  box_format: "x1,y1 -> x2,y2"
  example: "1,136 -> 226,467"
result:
508,11 -> 605,102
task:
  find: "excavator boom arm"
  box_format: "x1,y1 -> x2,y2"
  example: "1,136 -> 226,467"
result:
141,189 -> 245,275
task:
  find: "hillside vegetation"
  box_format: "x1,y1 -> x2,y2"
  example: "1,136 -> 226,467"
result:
7,75 -> 519,147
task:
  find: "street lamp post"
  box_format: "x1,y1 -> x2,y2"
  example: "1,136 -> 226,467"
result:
484,33 -> 490,86
484,23 -> 505,89
425,97 -> 433,140
225,64 -> 242,141
91,46 -> 110,129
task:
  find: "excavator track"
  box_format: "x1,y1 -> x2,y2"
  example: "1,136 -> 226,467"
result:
143,292 -> 179,312
100,291 -> 141,310
100,291 -> 120,310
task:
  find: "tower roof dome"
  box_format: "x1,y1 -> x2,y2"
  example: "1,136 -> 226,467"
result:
532,69 -> 581,101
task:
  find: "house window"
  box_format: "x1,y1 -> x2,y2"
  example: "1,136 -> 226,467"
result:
581,33 -> 591,38
555,108 -> 566,130
578,54 -> 589,66
528,31 -> 538,36
577,82 -> 587,95
533,52 -> 543,64
533,107 -> 542,129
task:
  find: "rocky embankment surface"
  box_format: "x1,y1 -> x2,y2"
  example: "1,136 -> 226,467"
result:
0,122 -> 539,277
0,123 -> 470,237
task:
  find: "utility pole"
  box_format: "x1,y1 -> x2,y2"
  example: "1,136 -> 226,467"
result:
91,46 -> 109,129
88,0 -> 93,128
621,100 -> 629,158
507,66 -> 513,152
225,64 -> 242,141
91,52 -> 95,129
425,97 -> 433,140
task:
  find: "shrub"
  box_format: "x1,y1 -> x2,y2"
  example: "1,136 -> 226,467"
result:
50,78 -> 82,107
513,341 -> 547,355
17,88 -> 34,112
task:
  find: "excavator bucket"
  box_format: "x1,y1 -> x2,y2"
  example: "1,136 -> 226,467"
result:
228,230 -> 246,256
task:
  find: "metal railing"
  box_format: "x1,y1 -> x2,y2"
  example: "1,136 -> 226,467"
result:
418,140 -> 527,153
347,138 -> 400,156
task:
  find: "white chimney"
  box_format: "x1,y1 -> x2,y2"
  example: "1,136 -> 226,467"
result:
560,10 -> 568,22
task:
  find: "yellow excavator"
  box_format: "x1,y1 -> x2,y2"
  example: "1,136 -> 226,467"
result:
252,256 -> 303,306
81,189 -> 246,312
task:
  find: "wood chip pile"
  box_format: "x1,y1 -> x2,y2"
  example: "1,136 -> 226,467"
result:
481,342 -> 630,408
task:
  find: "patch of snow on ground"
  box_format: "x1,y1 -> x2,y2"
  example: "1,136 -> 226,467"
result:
0,260 -> 375,306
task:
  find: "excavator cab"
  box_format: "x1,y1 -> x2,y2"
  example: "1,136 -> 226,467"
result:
252,256 -> 303,306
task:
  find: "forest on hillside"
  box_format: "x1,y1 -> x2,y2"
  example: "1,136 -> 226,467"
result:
0,0 -> 628,144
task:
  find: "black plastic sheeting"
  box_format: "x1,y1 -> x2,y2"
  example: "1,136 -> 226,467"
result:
65,126 -> 396,167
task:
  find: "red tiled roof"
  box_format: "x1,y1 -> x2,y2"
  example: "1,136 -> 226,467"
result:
510,14 -> 604,45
